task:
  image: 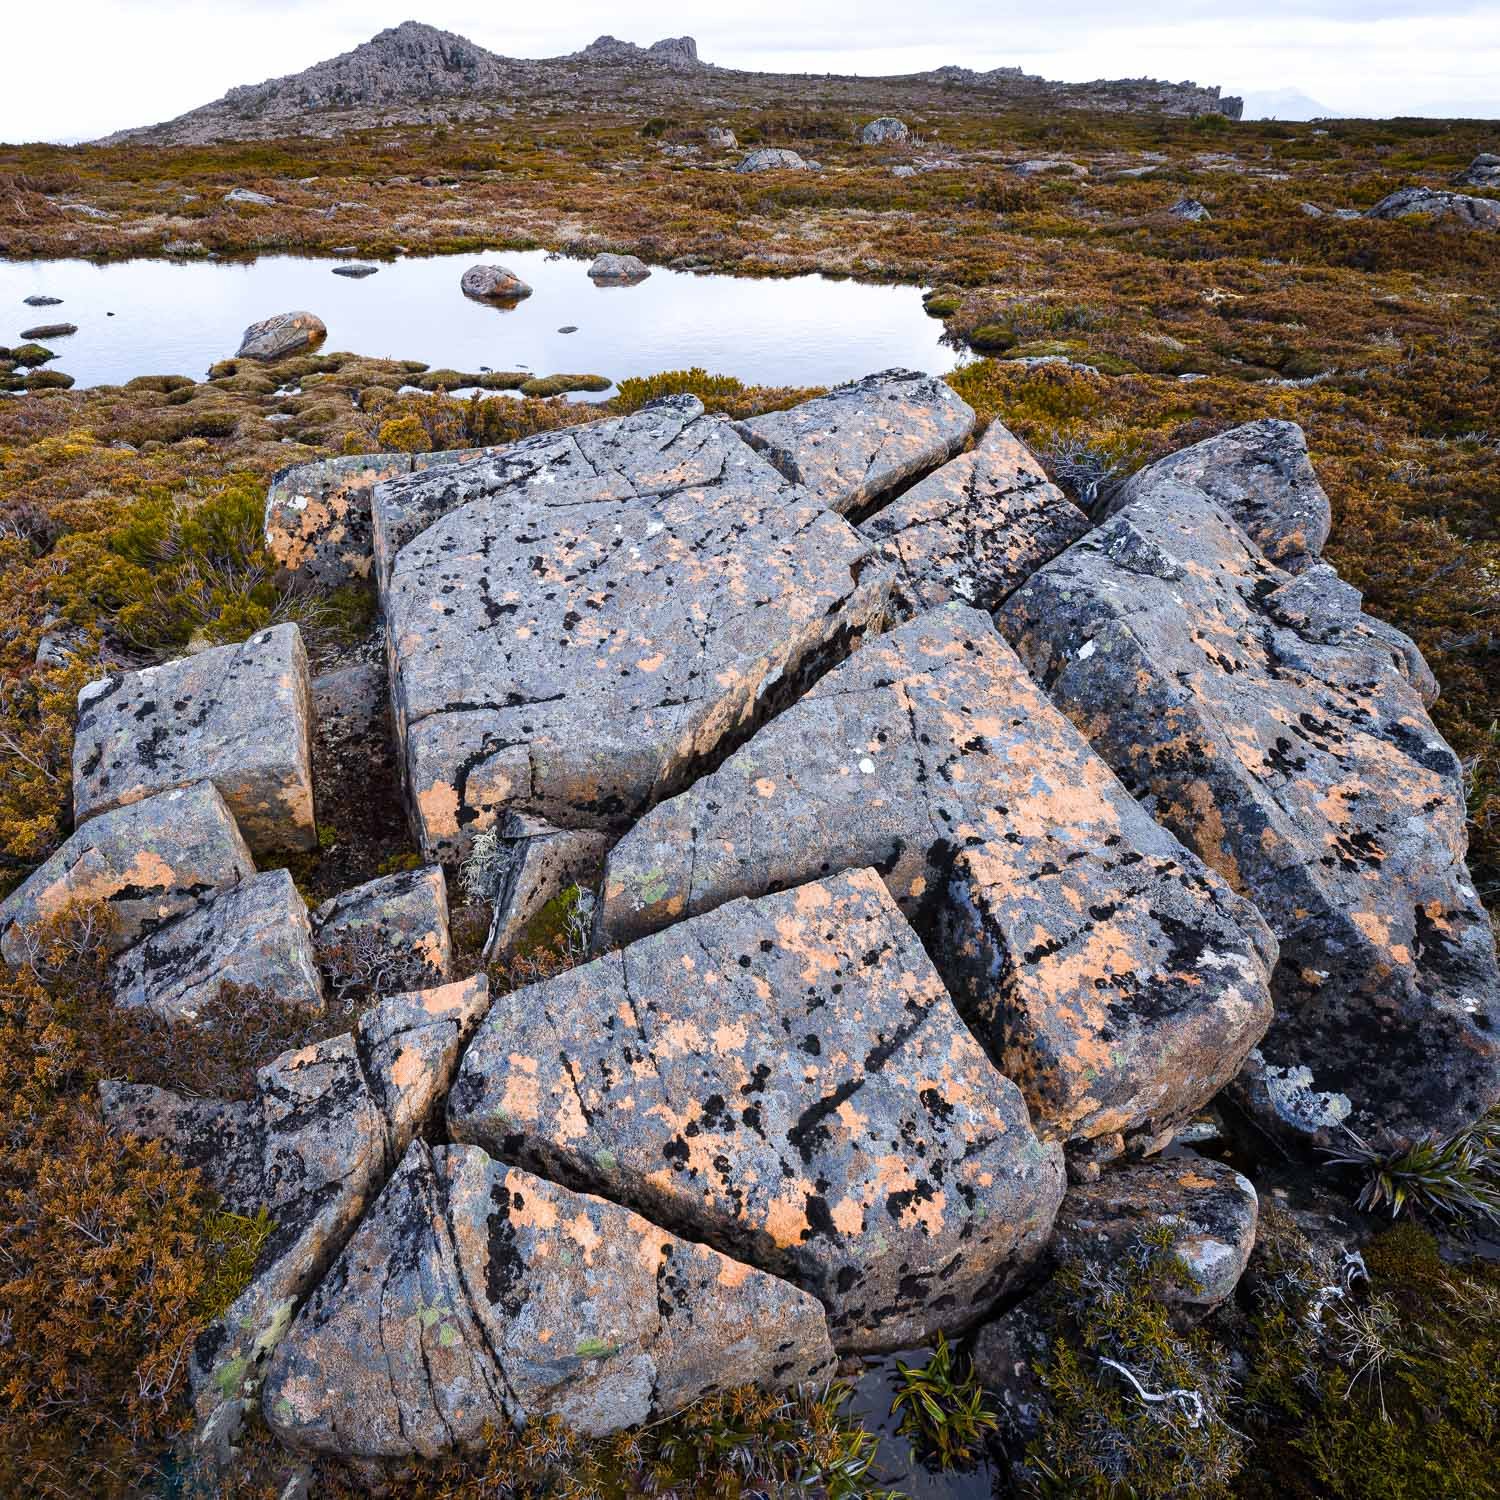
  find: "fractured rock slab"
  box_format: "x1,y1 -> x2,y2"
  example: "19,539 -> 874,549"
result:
601,606 -> 1275,1149
73,623 -> 317,856
480,811 -> 610,960
111,868 -> 324,1021
383,398 -> 890,861
312,865 -> 451,997
264,1140 -> 835,1457
999,485 -> 1500,1150
0,782 -> 253,964
1101,419 -> 1330,573
858,420 -> 1089,617
451,868 -> 1065,1353
734,369 -> 975,516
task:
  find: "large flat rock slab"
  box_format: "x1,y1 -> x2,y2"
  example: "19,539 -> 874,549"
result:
999,484 -> 1500,1150
858,421 -> 1089,617
384,401 -> 890,862
0,782 -> 253,964
734,369 -> 975,516
111,867 -> 323,1022
451,868 -> 1065,1352
73,623 -> 316,855
264,1140 -> 835,1458
601,607 -> 1274,1149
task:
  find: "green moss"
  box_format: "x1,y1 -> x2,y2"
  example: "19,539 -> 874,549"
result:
968,322 -> 1018,353
518,373 -> 612,397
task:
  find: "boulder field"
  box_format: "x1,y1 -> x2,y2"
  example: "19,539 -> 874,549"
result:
4,367 -> 1495,1466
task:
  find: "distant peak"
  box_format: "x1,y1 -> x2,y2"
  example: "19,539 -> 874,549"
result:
577,33 -> 701,69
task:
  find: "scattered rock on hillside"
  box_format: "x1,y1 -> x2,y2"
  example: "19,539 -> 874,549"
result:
587,252 -> 650,283
19,322 -> 76,339
72,623 -> 317,855
600,607 -> 1275,1150
459,263 -> 533,301
735,148 -> 813,172
1101,418 -> 1331,573
858,420 -> 1090,615
381,397 -> 889,861
1366,185 -> 1500,230
331,263 -> 378,277
225,187 -> 277,205
311,865 -> 451,996
111,867 -> 324,1021
1012,158 -> 1086,177
0,782 -> 253,964
1170,196 -> 1211,221
236,310 -> 327,360
734,368 -> 975,515
860,116 -> 911,144
705,125 -> 737,149
264,1140 -> 835,1457
1000,483 -> 1500,1150
1454,152 -> 1500,188
451,869 -> 1065,1352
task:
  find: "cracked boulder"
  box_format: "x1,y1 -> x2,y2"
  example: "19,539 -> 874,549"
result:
264,1140 -> 835,1458
73,623 -> 317,855
312,866 -> 451,997
999,484 -> 1500,1150
734,369 -> 974,516
479,812 -> 610,960
111,868 -> 323,1021
0,781 -> 252,964
451,868 -> 1065,1352
1101,419 -> 1330,573
600,606 -> 1275,1149
858,420 -> 1089,617
382,398 -> 890,862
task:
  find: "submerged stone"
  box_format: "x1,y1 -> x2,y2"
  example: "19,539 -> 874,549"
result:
237,311 -> 326,360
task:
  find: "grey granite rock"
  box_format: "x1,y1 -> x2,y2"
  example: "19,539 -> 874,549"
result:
0,782 -> 253,963
600,606 -> 1274,1150
111,868 -> 324,1021
312,865 -> 451,997
459,263 -> 533,300
451,868 -> 1065,1352
1454,153 -> 1500,189
999,484 -> 1500,1150
73,623 -> 317,855
735,148 -> 812,172
479,812 -> 609,960
225,187 -> 277,205
1367,185 -> 1500,230
236,311 -> 326,360
264,1140 -> 835,1457
858,420 -> 1089,616
587,252 -> 651,283
735,369 -> 975,517
859,117 -> 911,145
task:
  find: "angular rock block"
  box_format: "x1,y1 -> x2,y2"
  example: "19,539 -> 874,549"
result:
73,623 -> 317,855
480,812 -> 610,960
1101,419 -> 1330,573
601,607 -> 1274,1148
383,399 -> 890,861
0,782 -> 253,964
101,1033 -> 388,1418
858,420 -> 1089,618
451,868 -> 1065,1352
1000,485 -> 1500,1149
111,868 -> 324,1021
735,369 -> 975,516
312,865 -> 451,996
264,1141 -> 836,1457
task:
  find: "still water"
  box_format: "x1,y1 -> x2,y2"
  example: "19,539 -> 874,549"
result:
1,249 -> 969,393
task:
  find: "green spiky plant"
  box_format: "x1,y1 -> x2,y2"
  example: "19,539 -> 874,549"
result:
890,1331 -> 999,1470
1325,1110 -> 1500,1226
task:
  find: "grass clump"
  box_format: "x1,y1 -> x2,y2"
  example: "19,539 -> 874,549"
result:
891,1331 -> 998,1469
1324,1110 -> 1500,1226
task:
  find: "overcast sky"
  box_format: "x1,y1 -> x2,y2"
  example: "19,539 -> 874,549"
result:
5,1 -> 1497,143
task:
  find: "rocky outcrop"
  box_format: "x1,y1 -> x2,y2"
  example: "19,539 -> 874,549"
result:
381,396 -> 889,861
0,782 -> 252,963
459,264 -> 533,301
735,370 -> 975,516
1170,197 -> 1211,221
236,312 -> 326,361
1366,186 -> 1500,230
225,187 -> 276,206
451,869 -> 1064,1351
311,865 -> 451,996
735,148 -> 813,173
72,623 -> 317,856
705,126 -> 737,150
587,252 -> 650,284
858,420 -> 1089,616
1454,153 -> 1500,189
111,868 -> 324,1021
1000,483 -> 1500,1150
576,34 -> 702,70
600,607 -> 1274,1150
1101,419 -> 1332,573
860,117 -> 911,145
264,1141 -> 834,1457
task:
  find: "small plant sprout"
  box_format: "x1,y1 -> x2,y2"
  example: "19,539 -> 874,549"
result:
890,1331 -> 999,1469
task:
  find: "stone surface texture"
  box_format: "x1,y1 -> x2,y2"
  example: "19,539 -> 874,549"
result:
601,607 -> 1275,1149
237,311 -> 327,360
263,1141 -> 836,1457
452,868 -> 1065,1352
73,623 -> 317,856
1000,484 -> 1500,1149
858,420 -> 1089,616
312,865 -> 452,996
735,369 -> 975,516
0,782 -> 253,963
